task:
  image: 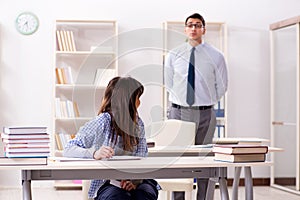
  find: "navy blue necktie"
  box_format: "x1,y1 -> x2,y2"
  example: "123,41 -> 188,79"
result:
187,47 -> 195,106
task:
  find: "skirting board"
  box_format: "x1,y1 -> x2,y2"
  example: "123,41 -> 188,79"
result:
227,178 -> 295,186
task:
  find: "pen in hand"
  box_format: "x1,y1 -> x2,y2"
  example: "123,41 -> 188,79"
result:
93,145 -> 115,160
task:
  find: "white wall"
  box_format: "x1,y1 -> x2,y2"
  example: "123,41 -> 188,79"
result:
0,0 -> 299,186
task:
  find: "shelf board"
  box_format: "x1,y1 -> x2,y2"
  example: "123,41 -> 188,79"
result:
55,117 -> 92,121
56,51 -> 115,56
56,84 -> 106,89
56,19 -> 117,24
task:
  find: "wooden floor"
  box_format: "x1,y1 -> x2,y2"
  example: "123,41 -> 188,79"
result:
0,186 -> 299,200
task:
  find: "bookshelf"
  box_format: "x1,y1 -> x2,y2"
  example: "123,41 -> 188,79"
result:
54,20 -> 118,188
270,16 -> 300,194
162,21 -> 228,138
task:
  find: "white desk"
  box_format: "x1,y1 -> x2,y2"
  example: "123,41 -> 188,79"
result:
148,145 -> 213,157
8,156 -> 272,200
148,145 -> 278,200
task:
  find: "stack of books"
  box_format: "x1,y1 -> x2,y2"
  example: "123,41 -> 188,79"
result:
212,144 -> 268,162
1,126 -> 50,158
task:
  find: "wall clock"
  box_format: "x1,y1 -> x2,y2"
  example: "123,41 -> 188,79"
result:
15,12 -> 39,35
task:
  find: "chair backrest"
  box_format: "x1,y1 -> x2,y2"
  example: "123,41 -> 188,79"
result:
148,119 -> 196,146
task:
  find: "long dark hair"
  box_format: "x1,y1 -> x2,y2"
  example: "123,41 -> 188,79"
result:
98,76 -> 144,151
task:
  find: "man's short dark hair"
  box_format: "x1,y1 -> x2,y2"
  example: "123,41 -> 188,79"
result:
185,13 -> 205,27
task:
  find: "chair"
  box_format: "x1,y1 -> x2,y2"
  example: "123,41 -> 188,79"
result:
82,180 -> 92,200
82,119 -> 196,200
148,119 -> 196,200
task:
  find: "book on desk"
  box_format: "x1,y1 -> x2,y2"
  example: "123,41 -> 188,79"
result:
212,137 -> 269,145
212,144 -> 268,163
0,157 -> 47,165
214,153 -> 266,163
1,126 -> 50,158
213,144 -> 268,154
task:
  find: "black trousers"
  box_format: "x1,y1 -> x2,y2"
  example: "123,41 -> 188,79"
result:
168,106 -> 216,200
95,179 -> 159,200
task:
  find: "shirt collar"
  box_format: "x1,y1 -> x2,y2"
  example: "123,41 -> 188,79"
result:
187,42 -> 205,51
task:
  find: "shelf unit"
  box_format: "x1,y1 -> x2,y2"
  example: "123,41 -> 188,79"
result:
162,21 -> 228,137
54,20 -> 118,188
270,16 -> 300,195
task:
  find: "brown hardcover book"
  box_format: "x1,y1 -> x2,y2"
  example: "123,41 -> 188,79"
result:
212,144 -> 268,154
214,153 -> 266,163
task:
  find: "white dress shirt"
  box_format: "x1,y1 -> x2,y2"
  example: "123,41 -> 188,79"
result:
164,42 -> 228,106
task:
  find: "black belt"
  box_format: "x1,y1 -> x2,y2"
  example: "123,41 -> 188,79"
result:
172,103 -> 212,110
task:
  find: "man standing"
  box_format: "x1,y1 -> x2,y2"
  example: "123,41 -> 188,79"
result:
164,13 -> 228,200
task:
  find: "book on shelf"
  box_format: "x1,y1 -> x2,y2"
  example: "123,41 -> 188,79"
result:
62,66 -> 74,84
55,68 -> 65,84
214,153 -> 266,163
55,99 -> 78,118
55,133 -> 63,150
0,157 -> 47,166
94,69 -> 116,87
63,31 -> 72,51
55,98 -> 80,118
212,144 -> 268,154
60,30 -> 67,51
69,31 -> 76,51
56,30 -> 76,52
55,132 -> 75,150
73,102 -> 80,117
66,31 -> 76,51
56,30 -> 63,51
55,67 -> 74,85
3,126 -> 47,134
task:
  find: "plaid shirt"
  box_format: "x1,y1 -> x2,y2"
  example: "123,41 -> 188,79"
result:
63,112 -> 148,198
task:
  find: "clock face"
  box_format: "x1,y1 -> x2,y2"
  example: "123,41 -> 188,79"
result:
15,12 -> 39,35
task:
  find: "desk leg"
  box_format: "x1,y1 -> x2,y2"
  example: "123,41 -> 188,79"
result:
244,166 -> 253,200
21,170 -> 32,200
206,178 -> 217,200
219,177 -> 229,200
232,167 -> 242,200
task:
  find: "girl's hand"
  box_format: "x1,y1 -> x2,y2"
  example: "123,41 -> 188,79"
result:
120,180 -> 137,191
93,146 -> 114,160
